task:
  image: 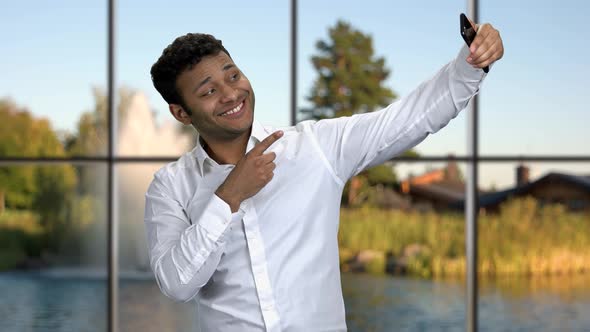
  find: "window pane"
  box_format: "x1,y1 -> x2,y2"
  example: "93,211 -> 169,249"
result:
478,162 -> 590,331
0,2 -> 108,157
117,162 -> 194,330
116,0 -> 290,156
480,2 -> 590,156
0,164 -> 107,331
339,161 -> 467,330
117,158 -> 471,330
298,1 -> 468,156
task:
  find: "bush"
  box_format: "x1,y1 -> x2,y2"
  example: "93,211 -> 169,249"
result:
0,210 -> 43,271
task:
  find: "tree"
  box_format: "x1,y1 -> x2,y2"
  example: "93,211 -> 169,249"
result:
303,20 -> 396,119
303,21 -> 423,207
0,99 -> 77,211
345,149 -> 421,207
0,99 -> 77,249
65,86 -> 135,157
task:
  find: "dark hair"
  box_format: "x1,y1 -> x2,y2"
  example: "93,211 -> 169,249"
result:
150,33 -> 231,110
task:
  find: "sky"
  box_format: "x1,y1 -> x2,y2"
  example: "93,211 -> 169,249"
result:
1,0 -> 588,188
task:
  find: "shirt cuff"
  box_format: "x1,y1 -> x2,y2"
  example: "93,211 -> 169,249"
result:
454,44 -> 488,81
187,188 -> 234,239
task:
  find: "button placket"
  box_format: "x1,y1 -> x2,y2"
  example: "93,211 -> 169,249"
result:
242,200 -> 281,331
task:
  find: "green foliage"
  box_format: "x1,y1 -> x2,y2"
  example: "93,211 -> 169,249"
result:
0,209 -> 42,234
365,164 -> 397,186
339,197 -> 590,277
399,149 -> 420,159
55,195 -> 102,260
0,99 -> 62,157
0,99 -> 78,255
342,164 -> 397,208
303,20 -> 396,119
0,166 -> 35,209
0,249 -> 26,271
406,250 -> 433,278
0,100 -> 77,212
0,210 -> 44,270
65,87 -> 135,156
0,88 -> 146,268
365,254 -> 387,275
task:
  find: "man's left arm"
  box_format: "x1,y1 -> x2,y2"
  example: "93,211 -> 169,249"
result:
310,22 -> 503,182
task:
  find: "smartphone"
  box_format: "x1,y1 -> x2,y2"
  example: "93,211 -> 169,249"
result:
460,13 -> 489,73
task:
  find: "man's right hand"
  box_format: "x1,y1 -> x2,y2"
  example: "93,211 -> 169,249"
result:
215,131 -> 283,212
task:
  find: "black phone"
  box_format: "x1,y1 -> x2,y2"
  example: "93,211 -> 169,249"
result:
460,13 -> 489,73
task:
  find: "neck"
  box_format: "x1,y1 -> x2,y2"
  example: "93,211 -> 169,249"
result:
202,131 -> 250,165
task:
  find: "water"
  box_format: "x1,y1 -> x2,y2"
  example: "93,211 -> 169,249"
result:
342,274 -> 590,331
1,271 -> 589,332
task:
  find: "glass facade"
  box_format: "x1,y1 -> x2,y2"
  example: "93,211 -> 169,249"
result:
1,1 -> 588,331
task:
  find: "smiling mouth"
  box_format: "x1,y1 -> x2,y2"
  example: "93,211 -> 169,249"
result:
218,100 -> 245,117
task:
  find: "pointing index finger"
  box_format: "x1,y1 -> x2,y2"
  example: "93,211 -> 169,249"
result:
251,130 -> 283,156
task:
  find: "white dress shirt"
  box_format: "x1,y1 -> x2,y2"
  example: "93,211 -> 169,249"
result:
144,45 -> 487,332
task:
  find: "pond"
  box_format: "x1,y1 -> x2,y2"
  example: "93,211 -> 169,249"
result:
1,271 -> 588,331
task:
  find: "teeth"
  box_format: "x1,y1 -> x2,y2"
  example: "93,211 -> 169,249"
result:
220,102 -> 243,116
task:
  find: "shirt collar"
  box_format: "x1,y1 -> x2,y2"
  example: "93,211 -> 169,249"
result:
250,119 -> 269,144
193,120 -> 269,175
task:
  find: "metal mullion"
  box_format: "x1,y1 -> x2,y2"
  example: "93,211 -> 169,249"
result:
107,0 -> 117,331
466,2 -> 479,332
0,160 -> 110,166
390,156 -> 590,162
290,0 -> 297,126
2,155 -> 589,165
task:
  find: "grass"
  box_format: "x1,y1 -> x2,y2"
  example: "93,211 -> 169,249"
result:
1,198 -> 588,277
338,197 -> 590,277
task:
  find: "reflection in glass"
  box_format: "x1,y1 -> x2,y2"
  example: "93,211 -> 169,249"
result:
0,164 -> 107,331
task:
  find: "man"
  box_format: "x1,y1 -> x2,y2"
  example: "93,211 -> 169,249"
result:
145,18 -> 503,331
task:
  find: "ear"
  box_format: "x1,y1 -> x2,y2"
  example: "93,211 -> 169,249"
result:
169,104 -> 192,125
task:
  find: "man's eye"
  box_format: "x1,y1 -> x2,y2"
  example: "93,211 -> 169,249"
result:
202,89 -> 215,96
230,73 -> 240,81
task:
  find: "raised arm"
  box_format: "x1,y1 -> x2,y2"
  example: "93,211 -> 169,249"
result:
311,23 -> 503,182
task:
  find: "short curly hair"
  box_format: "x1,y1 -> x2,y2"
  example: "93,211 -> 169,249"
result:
150,33 -> 231,109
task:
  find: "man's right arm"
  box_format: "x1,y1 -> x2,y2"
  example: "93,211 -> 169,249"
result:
144,174 -> 241,302
144,131 -> 283,302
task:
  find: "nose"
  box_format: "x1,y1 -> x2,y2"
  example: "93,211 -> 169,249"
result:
219,84 -> 238,103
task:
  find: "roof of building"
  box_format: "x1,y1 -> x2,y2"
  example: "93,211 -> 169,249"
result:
450,172 -> 590,210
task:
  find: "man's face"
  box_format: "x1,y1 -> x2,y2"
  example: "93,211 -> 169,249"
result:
175,51 -> 255,142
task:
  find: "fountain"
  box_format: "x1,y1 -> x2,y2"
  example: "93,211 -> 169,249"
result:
117,92 -> 193,276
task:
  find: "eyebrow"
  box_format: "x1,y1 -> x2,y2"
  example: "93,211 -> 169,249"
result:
193,63 -> 236,93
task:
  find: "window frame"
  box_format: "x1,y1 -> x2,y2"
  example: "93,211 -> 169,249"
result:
1,1 -> 589,331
